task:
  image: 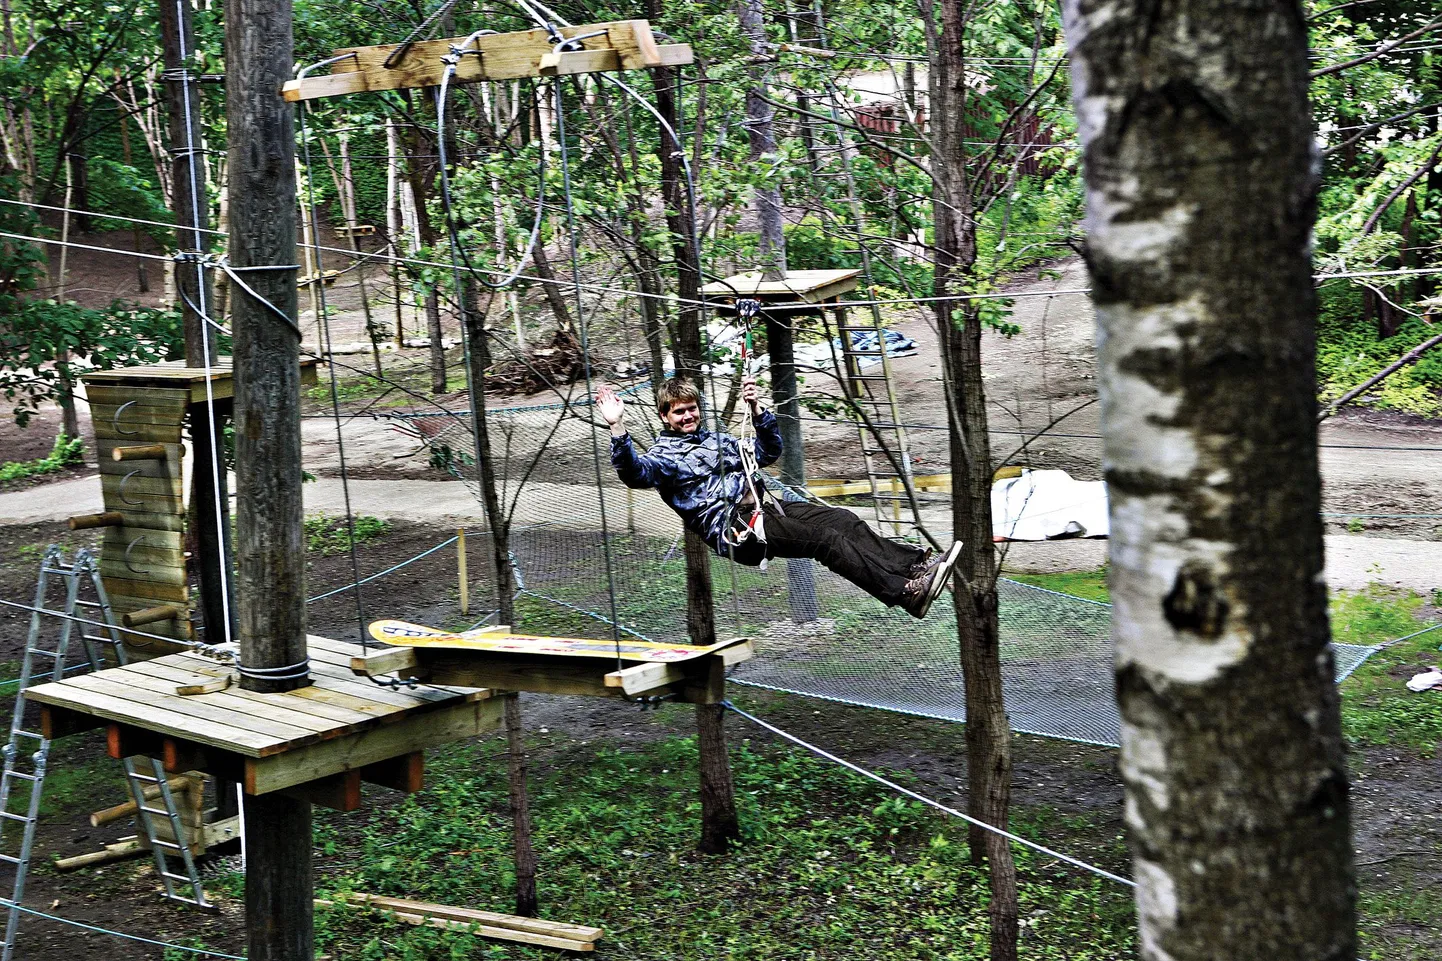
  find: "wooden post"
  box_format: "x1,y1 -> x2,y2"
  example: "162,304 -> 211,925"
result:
457,528 -> 469,615
225,0 -> 312,953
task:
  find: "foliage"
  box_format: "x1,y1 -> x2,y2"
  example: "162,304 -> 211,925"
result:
0,299 -> 183,426
304,514 -> 392,555
300,736 -> 1138,960
0,433 -> 84,484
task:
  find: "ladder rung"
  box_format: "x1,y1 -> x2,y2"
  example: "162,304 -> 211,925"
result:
0,853 -> 21,865
81,634 -> 118,643
128,772 -> 161,784
25,650 -> 62,659
138,806 -> 172,817
151,840 -> 185,852
848,375 -> 889,382
7,772 -> 39,782
72,600 -> 102,608
13,730 -> 44,741
0,811 -> 33,823
160,869 -> 194,881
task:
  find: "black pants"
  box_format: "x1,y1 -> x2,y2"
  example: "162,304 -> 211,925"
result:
725,500 -> 925,606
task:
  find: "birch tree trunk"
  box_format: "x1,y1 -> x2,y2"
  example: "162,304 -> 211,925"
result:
1061,1 -> 1357,958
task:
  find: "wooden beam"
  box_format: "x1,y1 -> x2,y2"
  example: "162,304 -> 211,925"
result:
112,443 -> 176,462
69,511 -> 124,531
603,660 -> 684,695
279,770 -> 361,812
121,604 -> 185,628
90,775 -> 195,826
349,645 -> 422,678
319,896 -> 598,951
330,892 -> 603,943
282,21 -> 692,102
40,705 -> 106,739
359,751 -> 424,794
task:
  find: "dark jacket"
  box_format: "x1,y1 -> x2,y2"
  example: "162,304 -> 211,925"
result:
610,410 -> 783,554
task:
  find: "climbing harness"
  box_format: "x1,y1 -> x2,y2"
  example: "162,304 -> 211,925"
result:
721,298 -> 772,566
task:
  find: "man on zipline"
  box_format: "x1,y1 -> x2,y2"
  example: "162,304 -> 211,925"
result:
596,376 -> 962,618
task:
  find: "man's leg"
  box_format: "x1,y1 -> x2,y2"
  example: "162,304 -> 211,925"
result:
760,500 -> 925,605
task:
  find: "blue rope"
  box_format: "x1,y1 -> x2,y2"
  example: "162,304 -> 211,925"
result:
0,899 -> 243,958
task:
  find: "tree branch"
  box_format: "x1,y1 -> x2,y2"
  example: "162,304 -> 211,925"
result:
1360,140 -> 1442,236
1310,17 -> 1442,79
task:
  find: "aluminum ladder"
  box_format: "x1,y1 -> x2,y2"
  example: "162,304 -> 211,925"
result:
0,547 -> 207,961
833,306 -> 919,539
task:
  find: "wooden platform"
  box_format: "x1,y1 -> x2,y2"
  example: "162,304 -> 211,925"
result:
26,635 -> 501,810
699,269 -> 860,308
82,358 -> 319,403
283,20 -> 693,102
355,623 -> 754,704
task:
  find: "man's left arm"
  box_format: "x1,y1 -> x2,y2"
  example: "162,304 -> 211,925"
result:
753,408 -> 783,468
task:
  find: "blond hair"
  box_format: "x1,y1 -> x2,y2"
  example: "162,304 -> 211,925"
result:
656,377 -> 701,416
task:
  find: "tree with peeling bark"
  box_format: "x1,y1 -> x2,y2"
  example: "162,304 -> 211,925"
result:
1062,0 -> 1358,958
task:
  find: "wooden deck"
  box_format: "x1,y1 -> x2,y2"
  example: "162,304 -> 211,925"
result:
699,269 -> 860,306
82,358 -> 319,403
26,635 -> 501,808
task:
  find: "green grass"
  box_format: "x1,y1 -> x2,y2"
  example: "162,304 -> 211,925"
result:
297,736 -> 1139,960
0,434 -> 83,484
1006,568 -> 1110,603
305,515 -> 392,556
1333,585 -> 1442,754
1357,873 -> 1442,961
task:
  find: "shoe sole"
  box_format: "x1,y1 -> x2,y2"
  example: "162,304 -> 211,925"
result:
923,544 -> 964,612
911,543 -> 963,618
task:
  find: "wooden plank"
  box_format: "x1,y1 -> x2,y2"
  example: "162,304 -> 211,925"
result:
68,672 -> 317,744
279,770 -> 361,812
102,526 -> 185,554
88,400 -> 192,425
100,668 -> 343,736
333,893 -> 603,941
539,48 -> 619,76
318,898 -> 595,951
417,652 -> 622,697
98,456 -> 183,482
284,21 -> 688,102
131,659 -> 378,728
83,384 -> 193,412
40,704 -> 106,739
97,574 -> 188,603
350,646 -> 422,678
93,421 -> 186,445
604,660 -> 684,695
244,698 -> 501,794
359,752 -> 424,793
99,472 -> 185,506
27,677 -> 282,755
100,560 -> 188,587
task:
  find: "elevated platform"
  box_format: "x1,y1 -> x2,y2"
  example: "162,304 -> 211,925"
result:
699,269 -> 860,313
355,621 -> 755,704
26,635 -> 500,811
82,357 -> 319,403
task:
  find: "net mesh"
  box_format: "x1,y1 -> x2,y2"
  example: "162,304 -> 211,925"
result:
389,394 -> 1380,749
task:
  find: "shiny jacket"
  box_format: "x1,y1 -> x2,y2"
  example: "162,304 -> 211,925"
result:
610,410 -> 783,554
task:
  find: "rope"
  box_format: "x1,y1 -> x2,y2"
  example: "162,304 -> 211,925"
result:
0,899 -> 244,958
723,701 -> 1137,888
296,87 -> 374,670
306,534 -> 461,603
554,77 -> 625,669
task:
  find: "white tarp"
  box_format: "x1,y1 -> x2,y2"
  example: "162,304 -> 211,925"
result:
992,469 -> 1109,541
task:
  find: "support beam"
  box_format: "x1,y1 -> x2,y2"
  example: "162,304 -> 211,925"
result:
282,22 -> 691,102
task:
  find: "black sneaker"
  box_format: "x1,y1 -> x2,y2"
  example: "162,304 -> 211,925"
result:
899,543 -> 962,619
906,548 -> 937,580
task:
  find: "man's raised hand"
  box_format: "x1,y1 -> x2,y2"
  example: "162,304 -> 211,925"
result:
741,375 -> 762,415
596,385 -> 626,430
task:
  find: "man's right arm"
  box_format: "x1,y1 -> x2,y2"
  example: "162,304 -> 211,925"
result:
610,432 -> 660,489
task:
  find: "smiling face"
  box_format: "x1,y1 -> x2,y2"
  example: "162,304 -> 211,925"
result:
661,398 -> 702,434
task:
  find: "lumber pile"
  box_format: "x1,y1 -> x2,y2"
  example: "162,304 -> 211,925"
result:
488,328 -> 588,394
319,892 -> 603,951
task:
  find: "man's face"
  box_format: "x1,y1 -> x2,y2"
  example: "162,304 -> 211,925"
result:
662,399 -> 702,434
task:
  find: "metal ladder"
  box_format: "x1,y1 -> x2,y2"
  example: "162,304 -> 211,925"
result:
0,547 -> 207,961
833,306 -> 918,539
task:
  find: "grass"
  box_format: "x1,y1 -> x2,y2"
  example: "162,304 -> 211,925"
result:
1332,585 -> 1442,754
291,736 -> 1139,960
305,515 -> 392,556
0,434 -> 83,484
1006,568 -> 1109,603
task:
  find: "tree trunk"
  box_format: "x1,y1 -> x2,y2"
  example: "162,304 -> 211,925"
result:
738,0 -> 787,282
1061,1 -> 1358,959
930,0 -> 1018,958
530,239 -> 577,334
162,0 -> 234,651
459,277 -> 534,912
225,0 -> 313,953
